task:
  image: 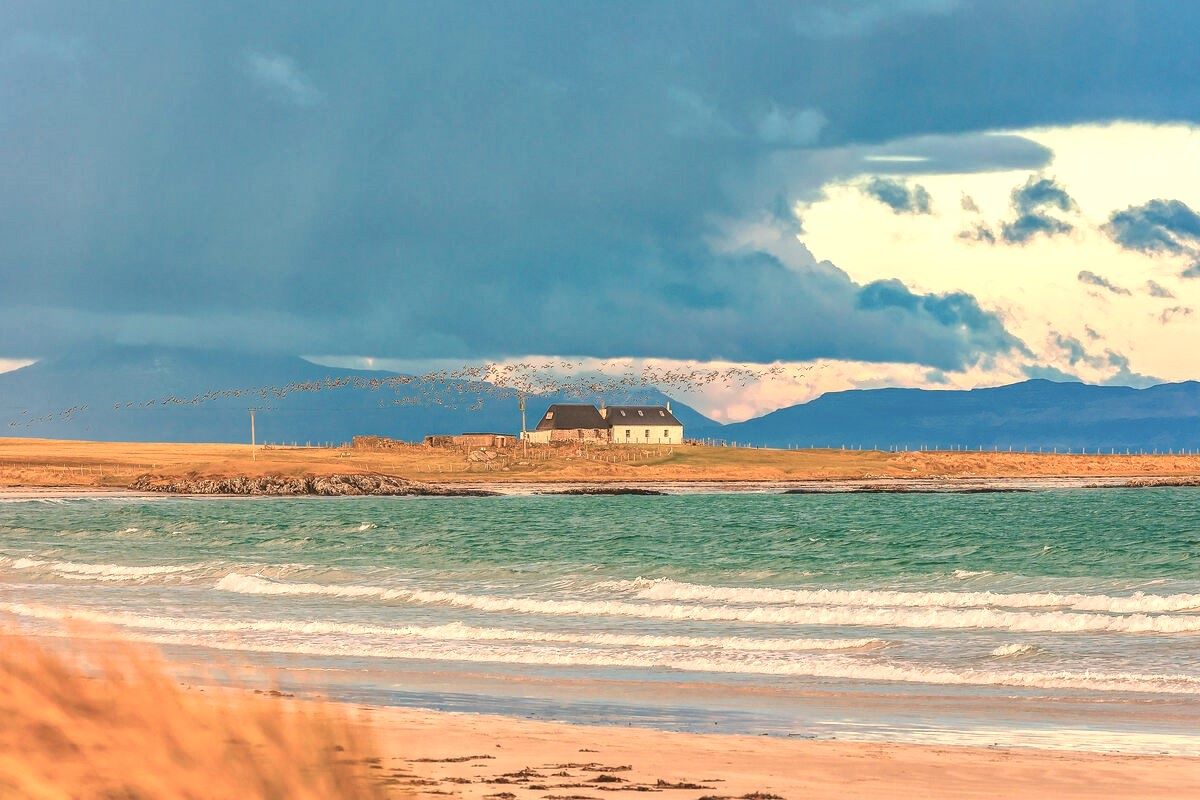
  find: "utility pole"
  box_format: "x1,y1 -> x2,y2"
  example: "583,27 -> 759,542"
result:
518,393 -> 527,457
249,408 -> 258,460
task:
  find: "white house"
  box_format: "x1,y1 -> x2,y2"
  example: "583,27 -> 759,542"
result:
601,404 -> 684,445
524,402 -> 684,444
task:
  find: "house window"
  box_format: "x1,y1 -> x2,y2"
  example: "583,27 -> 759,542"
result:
659,410 -> 665,416
644,429 -> 650,439
663,429 -> 669,438
545,411 -> 554,419
637,410 -> 644,416
625,429 -> 630,440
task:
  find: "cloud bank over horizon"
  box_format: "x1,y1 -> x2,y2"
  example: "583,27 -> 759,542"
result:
4,1 -> 1200,417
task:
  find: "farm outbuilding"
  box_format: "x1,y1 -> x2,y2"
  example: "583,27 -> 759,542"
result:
524,404 -> 610,443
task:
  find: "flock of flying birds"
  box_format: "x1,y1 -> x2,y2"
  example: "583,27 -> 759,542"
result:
7,359 -> 812,429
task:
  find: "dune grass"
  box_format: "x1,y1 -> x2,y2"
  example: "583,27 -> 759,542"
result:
0,629 -> 389,799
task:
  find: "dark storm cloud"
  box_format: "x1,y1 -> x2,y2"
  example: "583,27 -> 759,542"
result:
3,1 -> 1199,365
862,177 -> 932,214
960,176 -> 1077,246
1047,332 -> 1157,385
1101,351 -> 1157,387
958,224 -> 997,244
0,248 -> 1028,371
1000,177 -> 1077,244
1013,177 -> 1075,214
1145,280 -> 1175,299
1078,271 -> 1130,296
1104,199 -> 1200,256
1002,214 -> 1072,244
1159,306 -> 1193,324
854,279 -> 1028,357
1021,364 -> 1080,382
1051,333 -> 1088,366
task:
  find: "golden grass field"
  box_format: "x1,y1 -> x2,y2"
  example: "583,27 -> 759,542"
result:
3,436 -> 1200,489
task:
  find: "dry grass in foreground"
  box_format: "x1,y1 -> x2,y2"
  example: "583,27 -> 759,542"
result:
0,629 -> 388,800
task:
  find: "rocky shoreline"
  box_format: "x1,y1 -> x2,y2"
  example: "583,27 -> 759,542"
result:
41,473 -> 1200,499
783,485 -> 1034,494
128,473 -> 498,497
537,487 -> 668,496
1089,476 -> 1200,488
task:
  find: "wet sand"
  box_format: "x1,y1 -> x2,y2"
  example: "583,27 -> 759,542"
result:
353,704 -> 1200,800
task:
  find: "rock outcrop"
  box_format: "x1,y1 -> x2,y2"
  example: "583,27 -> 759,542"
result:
129,473 -> 497,496
539,487 -> 667,496
1107,477 -> 1200,488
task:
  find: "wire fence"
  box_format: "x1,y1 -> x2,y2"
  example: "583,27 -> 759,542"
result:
685,439 -> 1200,456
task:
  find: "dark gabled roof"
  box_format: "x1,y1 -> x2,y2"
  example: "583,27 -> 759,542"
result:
534,403 -> 608,431
605,405 -> 682,426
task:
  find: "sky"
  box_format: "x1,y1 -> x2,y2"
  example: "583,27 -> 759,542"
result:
4,1 -> 1200,420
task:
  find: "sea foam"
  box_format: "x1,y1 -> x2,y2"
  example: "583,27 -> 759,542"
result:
617,577 -> 1200,614
2,557 -> 197,580
97,627 -> 1200,696
989,643 -> 1040,658
0,603 -> 883,653
213,573 -> 1200,634
9,599 -> 1198,695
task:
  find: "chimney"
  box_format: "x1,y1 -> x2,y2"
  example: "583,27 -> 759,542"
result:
666,400 -> 672,412
598,399 -> 607,419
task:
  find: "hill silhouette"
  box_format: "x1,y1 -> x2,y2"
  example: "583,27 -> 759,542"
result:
0,346 -> 716,444
720,379 -> 1200,451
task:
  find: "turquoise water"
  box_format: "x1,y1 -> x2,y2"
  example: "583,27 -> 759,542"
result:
3,491 -> 1200,751
8,491 -> 1199,580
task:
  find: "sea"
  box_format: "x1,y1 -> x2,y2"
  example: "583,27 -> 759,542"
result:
3,490 -> 1200,754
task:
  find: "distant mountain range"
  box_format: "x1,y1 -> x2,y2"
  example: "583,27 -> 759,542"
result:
0,346 -> 717,444
3,347 -> 1200,450
719,379 -> 1200,451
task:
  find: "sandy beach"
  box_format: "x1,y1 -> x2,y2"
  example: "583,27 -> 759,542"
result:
347,703 -> 1200,800
9,624 -> 1199,799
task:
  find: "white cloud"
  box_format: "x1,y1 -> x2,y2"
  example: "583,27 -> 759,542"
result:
0,359 -> 34,375
791,122 -> 1200,388
244,50 -> 322,107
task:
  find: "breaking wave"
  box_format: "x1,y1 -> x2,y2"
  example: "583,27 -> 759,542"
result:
990,643 -> 1040,658
213,573 -> 1200,634
2,557 -> 198,580
616,577 -> 1200,614
1,603 -> 883,653
90,627 -> 1200,696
